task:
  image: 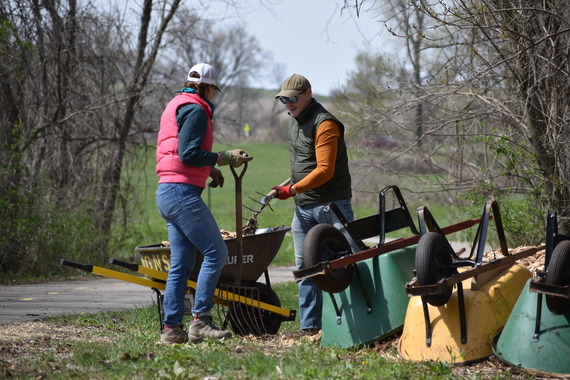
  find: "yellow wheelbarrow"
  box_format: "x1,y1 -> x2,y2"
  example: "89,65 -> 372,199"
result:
399,200 -> 543,364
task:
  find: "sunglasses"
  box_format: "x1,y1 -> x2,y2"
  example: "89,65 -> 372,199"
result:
278,90 -> 307,104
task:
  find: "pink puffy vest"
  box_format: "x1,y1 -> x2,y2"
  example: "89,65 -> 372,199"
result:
156,92 -> 213,188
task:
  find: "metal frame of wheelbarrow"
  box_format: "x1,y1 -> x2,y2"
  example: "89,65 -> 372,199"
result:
528,210 -> 570,341
60,258 -> 296,333
309,185 -> 419,319
404,200 -> 545,347
293,185 -> 488,322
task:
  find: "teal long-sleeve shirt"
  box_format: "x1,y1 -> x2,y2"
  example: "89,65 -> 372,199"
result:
176,89 -> 219,168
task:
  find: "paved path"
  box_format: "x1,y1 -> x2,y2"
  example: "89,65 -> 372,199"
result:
0,240 -> 489,325
0,266 -> 297,325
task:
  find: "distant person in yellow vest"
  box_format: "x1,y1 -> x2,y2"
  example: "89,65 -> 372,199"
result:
270,74 -> 353,335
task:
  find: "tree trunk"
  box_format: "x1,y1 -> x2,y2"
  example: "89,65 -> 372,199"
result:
98,0 -> 181,242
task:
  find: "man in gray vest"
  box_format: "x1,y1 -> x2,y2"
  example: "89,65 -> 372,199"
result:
271,74 -> 354,335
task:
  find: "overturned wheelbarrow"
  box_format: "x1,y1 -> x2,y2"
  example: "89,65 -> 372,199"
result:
294,186 -> 488,349
493,210 -> 570,375
399,200 -> 543,364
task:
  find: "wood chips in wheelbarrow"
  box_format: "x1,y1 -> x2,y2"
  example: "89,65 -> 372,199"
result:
483,245 -> 546,276
159,225 -> 257,245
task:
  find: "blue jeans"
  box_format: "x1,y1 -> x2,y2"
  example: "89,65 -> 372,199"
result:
291,199 -> 355,330
156,183 -> 228,327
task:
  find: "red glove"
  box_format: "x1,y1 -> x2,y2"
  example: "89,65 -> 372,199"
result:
272,184 -> 294,200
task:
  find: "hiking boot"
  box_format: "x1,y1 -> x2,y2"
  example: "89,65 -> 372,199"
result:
188,316 -> 232,342
160,324 -> 188,344
301,328 -> 320,336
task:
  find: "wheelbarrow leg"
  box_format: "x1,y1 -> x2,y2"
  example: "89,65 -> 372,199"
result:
457,282 -> 467,344
421,297 -> 432,347
152,288 -> 164,331
533,292 -> 543,342
264,269 -> 272,289
328,293 -> 343,325
353,265 -> 372,314
324,202 -> 368,251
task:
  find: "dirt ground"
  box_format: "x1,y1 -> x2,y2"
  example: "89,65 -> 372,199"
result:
1,248 -> 568,379
0,319 -> 567,379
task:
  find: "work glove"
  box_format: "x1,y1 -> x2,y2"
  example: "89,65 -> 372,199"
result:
209,167 -> 224,188
217,149 -> 253,168
272,184 -> 295,200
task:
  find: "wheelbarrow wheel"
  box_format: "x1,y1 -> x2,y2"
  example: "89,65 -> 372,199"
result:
416,232 -> 453,306
545,240 -> 570,315
228,282 -> 282,336
303,223 -> 354,293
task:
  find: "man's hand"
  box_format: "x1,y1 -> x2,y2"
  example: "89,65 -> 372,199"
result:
272,184 -> 295,200
209,167 -> 224,188
217,149 -> 253,168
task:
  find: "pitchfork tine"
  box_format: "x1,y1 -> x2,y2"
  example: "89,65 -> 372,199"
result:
243,205 -> 259,213
247,196 -> 275,213
249,196 -> 264,205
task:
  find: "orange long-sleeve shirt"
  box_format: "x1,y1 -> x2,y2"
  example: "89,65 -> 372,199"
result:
293,120 -> 340,194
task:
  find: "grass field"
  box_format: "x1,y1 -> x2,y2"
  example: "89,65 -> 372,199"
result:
0,280 -> 501,380
114,142 -> 462,266
1,283 -> 527,379
0,146 -> 533,379
116,142 -> 374,266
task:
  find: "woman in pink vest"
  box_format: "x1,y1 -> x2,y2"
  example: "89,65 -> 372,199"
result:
156,63 -> 253,344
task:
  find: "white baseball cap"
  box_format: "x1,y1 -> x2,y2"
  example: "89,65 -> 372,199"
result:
187,63 -> 221,91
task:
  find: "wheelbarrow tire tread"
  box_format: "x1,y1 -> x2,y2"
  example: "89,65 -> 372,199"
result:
303,224 -> 354,293
415,232 -> 453,306
545,240 -> 570,315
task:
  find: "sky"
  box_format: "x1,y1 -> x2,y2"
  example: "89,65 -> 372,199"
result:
204,0 -> 393,96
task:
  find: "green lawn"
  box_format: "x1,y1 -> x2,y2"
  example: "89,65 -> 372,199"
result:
114,143 -> 297,266
1,282 -> 525,379
1,145 -> 530,379
113,142 -> 464,266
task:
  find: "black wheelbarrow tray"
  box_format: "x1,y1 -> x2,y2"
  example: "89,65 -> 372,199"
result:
136,225 -> 290,285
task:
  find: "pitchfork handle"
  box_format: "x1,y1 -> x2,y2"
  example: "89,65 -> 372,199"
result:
268,178 -> 291,198
230,163 -> 247,285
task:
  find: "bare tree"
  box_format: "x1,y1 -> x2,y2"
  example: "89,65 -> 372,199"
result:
0,0 -> 182,274
371,0 -> 432,147
338,0 -> 570,239
0,0 -> 281,275
162,14 -> 278,141
97,0 -> 182,239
